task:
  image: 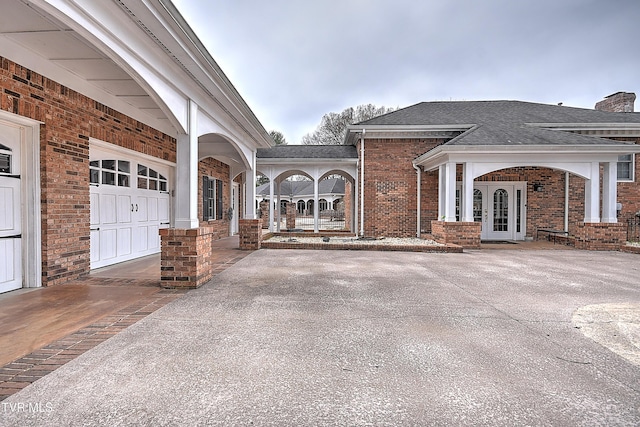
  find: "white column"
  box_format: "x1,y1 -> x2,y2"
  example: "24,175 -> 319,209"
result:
461,162 -> 474,222
438,165 -> 445,219
268,178 -> 274,231
353,178 -> 359,235
584,161 -> 600,223
602,161 -> 618,223
276,180 -> 282,232
444,162 -> 457,222
313,178 -> 319,232
244,154 -> 257,219
175,100 -> 199,229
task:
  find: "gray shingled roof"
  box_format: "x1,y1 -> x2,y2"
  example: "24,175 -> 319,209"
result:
256,177 -> 345,197
257,145 -> 358,159
357,100 -> 640,148
358,100 -> 640,126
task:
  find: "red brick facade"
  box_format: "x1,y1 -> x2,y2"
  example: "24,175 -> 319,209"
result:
1,57 -> 176,286
431,221 -> 481,249
356,135 -> 640,244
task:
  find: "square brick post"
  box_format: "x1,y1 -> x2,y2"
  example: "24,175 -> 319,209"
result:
575,223 -> 625,251
431,220 -> 481,249
286,203 -> 296,230
160,227 -> 215,289
240,218 -> 263,250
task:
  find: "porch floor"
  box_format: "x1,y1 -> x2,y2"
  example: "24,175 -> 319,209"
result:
0,235 -> 246,400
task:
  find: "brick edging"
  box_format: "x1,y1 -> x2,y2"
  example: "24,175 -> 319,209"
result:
261,240 -> 462,253
620,244 -> 640,254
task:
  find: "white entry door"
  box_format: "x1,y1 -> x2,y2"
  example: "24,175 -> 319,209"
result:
473,183 -> 526,241
0,124 -> 22,293
90,153 -> 171,269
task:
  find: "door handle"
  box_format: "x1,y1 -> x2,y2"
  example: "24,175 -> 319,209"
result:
131,204 -> 134,212
135,204 -> 138,212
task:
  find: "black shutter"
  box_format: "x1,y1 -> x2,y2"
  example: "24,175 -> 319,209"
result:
202,176 -> 209,221
216,179 -> 224,220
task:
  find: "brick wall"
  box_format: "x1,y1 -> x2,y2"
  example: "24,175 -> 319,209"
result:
1,57 -> 175,286
358,138 -> 444,237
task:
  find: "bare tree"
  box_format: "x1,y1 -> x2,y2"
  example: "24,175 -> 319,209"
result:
302,104 -> 397,145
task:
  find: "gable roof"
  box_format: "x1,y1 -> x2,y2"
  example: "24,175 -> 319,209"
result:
358,100 -> 640,127
348,100 -> 640,148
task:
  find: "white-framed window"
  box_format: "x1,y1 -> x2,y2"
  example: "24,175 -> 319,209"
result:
203,176 -> 223,221
617,154 -> 635,182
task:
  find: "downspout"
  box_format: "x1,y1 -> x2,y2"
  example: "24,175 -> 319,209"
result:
359,129 -> 365,237
564,171 -> 569,232
413,162 -> 421,238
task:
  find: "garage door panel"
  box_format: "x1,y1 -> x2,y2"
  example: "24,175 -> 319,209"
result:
134,226 -> 148,252
136,196 -> 148,221
117,227 -> 132,256
148,197 -> 158,221
147,225 -> 159,250
90,192 -> 100,226
117,195 -> 132,223
99,229 -> 117,260
90,229 -> 100,263
159,197 -> 169,224
0,181 -> 20,234
100,194 -> 117,224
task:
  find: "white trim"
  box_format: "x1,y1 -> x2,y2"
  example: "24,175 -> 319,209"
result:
0,110 -> 42,288
89,138 -> 176,167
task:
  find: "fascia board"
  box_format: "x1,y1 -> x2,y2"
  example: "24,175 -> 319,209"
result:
414,144 -> 640,171
257,158 -> 358,166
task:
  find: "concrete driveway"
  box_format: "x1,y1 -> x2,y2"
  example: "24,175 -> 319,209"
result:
2,249 -> 640,426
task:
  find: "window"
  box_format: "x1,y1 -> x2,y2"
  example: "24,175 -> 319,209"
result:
89,160 -> 130,187
617,154 -> 634,181
137,164 -> 168,191
203,177 -> 224,221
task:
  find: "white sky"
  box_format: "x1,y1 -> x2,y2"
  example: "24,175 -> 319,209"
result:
172,0 -> 640,144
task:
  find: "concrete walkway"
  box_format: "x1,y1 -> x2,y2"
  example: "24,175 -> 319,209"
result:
2,249 -> 640,426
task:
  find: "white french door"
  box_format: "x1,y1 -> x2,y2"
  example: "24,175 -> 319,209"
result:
463,182 -> 526,241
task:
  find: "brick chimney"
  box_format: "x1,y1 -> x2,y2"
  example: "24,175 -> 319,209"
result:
595,92 -> 636,112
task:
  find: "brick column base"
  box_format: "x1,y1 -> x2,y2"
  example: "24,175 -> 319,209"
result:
575,222 -> 625,251
240,218 -> 263,250
160,227 -> 216,289
431,220 -> 481,249
286,203 -> 296,230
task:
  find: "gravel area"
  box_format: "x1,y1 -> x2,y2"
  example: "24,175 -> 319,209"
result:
265,236 -> 443,246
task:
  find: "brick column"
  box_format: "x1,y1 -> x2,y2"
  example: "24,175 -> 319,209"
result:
286,203 -> 296,230
240,218 -> 263,250
259,201 -> 270,229
160,227 -> 216,289
575,222 -> 626,251
431,220 -> 481,249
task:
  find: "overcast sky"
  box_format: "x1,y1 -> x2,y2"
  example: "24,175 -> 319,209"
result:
172,0 -> 640,144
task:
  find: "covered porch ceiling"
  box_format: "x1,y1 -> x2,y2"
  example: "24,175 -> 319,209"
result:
0,0 -> 171,133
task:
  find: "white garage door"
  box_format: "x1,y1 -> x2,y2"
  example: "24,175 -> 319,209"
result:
90,154 -> 171,269
0,124 -> 22,293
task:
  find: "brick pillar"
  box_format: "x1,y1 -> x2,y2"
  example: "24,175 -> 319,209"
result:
259,201 -> 270,229
575,222 -> 626,251
344,181 -> 352,232
286,203 -> 296,230
160,227 -> 216,289
431,220 -> 481,249
240,218 -> 263,250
